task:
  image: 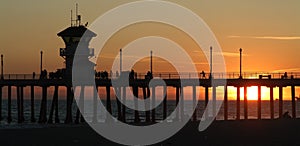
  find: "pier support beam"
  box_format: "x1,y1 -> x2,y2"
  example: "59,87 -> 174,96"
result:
0,86 -> 2,120
192,86 -> 197,121
291,85 -> 296,118
122,87 -> 126,122
151,86 -> 156,123
49,86 -> 60,123
39,86 -> 47,123
7,86 -> 12,123
116,87 -> 122,121
30,86 -> 36,122
75,86 -> 85,124
258,86 -> 262,120
92,86 -> 98,123
133,86 -> 140,123
212,86 -> 216,118
244,86 -> 248,120
279,86 -> 283,117
205,86 -> 209,120
65,86 -> 73,124
143,87 -> 151,122
106,86 -> 113,122
176,86 -> 180,121
20,86 -> 24,122
180,87 -> 184,121
236,87 -> 240,120
224,86 -> 228,120
163,86 -> 168,120
270,87 -> 274,119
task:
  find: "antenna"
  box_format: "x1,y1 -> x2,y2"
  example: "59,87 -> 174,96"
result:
76,3 -> 78,26
70,10 -> 73,27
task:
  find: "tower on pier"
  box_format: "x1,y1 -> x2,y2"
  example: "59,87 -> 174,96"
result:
57,4 -> 96,81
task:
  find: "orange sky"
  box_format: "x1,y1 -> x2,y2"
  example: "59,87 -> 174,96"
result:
0,0 -> 299,74
0,1 -> 300,100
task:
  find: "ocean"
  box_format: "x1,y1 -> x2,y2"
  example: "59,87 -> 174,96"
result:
0,99 -> 299,124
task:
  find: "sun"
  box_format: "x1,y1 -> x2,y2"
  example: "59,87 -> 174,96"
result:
247,86 -> 258,100
240,86 -> 270,100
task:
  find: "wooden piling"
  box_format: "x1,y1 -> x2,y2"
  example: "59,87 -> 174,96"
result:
122,87 -> 126,122
17,86 -> 21,123
106,86 -> 113,122
7,86 -> 12,123
279,86 -> 283,117
49,86 -> 59,123
192,86 -> 197,121
65,86 -> 73,124
133,86 -> 140,123
143,87 -> 150,122
236,87 -> 240,120
0,86 -> 2,120
116,87 -> 122,121
163,86 -> 167,120
20,86 -> 24,122
291,85 -> 296,118
176,86 -> 180,121
75,86 -> 85,123
180,87 -> 184,121
224,86 -> 228,120
92,86 -> 98,123
151,86 -> 156,122
270,87 -> 274,119
258,86 -> 261,120
30,86 -> 36,122
212,86 -> 216,118
39,86 -> 47,123
205,86 -> 209,119
244,86 -> 248,120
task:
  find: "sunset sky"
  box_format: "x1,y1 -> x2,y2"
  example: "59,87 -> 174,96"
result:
0,0 -> 299,74
0,0 -> 300,100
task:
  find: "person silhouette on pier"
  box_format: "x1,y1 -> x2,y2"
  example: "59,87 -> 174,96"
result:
282,111 -> 291,119
145,71 -> 153,80
201,71 -> 206,79
129,69 -> 135,80
32,72 -> 36,79
284,72 -> 288,79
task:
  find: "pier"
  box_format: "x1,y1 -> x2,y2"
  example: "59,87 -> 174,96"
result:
0,72 -> 299,124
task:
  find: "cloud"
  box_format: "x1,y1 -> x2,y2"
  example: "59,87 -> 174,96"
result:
272,68 -> 300,72
228,35 -> 300,40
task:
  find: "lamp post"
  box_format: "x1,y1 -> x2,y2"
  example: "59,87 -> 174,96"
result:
120,49 -> 122,73
150,50 -> 153,74
40,50 -> 43,74
239,48 -> 243,79
1,54 -> 3,80
210,46 -> 213,79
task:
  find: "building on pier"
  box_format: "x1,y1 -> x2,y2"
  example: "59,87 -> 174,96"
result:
57,10 -> 96,81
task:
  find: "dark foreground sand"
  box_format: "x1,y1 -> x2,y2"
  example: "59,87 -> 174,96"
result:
1,119 -> 300,146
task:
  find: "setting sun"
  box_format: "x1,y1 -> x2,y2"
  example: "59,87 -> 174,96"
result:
240,86 -> 270,100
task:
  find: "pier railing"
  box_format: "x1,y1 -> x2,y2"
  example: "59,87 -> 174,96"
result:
1,72 -> 300,80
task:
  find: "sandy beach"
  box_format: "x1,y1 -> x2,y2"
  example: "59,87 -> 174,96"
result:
0,119 -> 300,146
